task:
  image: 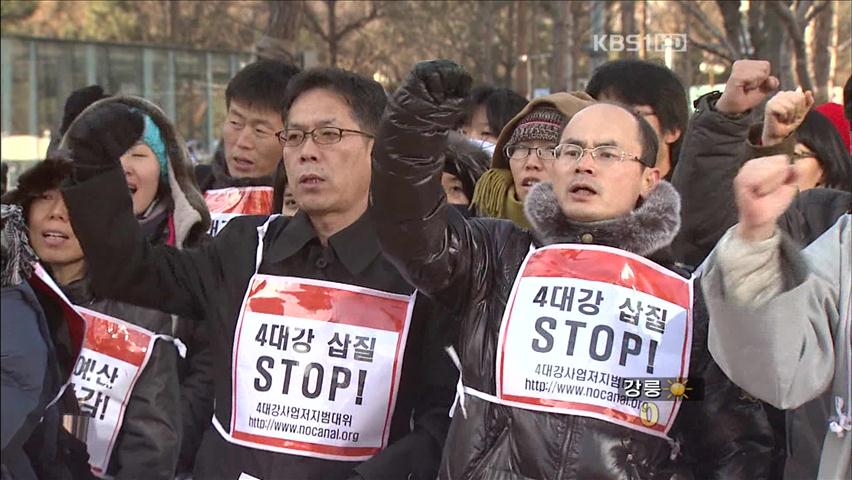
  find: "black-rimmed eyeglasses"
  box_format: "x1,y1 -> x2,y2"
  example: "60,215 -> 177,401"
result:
276,127 -> 375,147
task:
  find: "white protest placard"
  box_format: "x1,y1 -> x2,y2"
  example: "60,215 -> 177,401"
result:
204,186 -> 274,236
495,244 -> 693,438
71,307 -> 160,476
227,275 -> 414,461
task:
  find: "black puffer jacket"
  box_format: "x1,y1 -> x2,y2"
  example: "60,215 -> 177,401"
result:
371,67 -> 775,480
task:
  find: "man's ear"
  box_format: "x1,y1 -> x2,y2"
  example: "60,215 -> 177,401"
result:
640,167 -> 661,197
662,127 -> 682,145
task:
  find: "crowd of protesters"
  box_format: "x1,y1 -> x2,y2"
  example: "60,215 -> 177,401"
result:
1,50 -> 850,480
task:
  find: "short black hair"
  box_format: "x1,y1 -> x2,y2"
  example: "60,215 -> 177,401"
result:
634,110 -> 661,169
226,59 -> 301,114
844,75 -> 852,123
465,86 -> 528,135
444,132 -> 490,201
283,67 -> 387,134
798,110 -> 852,191
586,60 -> 687,168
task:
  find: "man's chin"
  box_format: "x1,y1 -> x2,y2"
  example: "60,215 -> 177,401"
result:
560,204 -> 605,223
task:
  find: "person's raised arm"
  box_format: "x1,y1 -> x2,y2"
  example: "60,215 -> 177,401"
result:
672,60 -> 779,266
60,103 -> 224,321
702,155 -> 841,409
371,60 -> 479,302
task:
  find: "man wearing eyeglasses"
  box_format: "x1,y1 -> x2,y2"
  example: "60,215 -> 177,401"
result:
56,67 -> 456,480
372,60 -> 773,479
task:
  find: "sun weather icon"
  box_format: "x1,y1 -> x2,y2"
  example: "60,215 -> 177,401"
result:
666,378 -> 692,399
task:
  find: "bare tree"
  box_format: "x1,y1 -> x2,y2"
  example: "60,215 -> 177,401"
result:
303,0 -> 383,67
550,0 -> 573,92
620,0 -> 637,59
811,1 -> 834,103
767,0 -> 832,91
514,0 -> 529,95
256,1 -> 305,63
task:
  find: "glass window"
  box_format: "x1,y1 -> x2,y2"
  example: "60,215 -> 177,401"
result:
2,38 -> 31,135
209,53 -> 232,146
174,51 -> 206,151
97,45 -> 142,96
35,41 -> 92,136
144,48 -> 174,116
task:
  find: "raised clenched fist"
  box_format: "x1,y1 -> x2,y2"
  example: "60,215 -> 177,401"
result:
761,90 -> 815,146
391,60 -> 473,131
715,60 -> 780,115
733,155 -> 800,242
66,103 -> 145,182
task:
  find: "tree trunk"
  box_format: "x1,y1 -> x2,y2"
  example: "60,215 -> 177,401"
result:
716,0 -> 743,57
812,1 -> 833,103
550,0 -> 573,92
769,1 -> 814,91
678,1 -> 693,91
327,0 -> 338,67
753,3 -> 786,84
481,2 -> 495,84
256,0 -> 304,63
169,1 -> 180,44
779,39 -> 796,89
589,0 -> 607,72
620,1 -> 636,59
514,0 -> 528,96
570,0 -> 584,90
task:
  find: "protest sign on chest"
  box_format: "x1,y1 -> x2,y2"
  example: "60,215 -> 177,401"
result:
226,275 -> 415,461
495,244 -> 693,438
70,307 -> 163,476
204,186 -> 274,236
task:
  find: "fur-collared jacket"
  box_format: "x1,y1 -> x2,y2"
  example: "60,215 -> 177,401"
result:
371,77 -> 775,479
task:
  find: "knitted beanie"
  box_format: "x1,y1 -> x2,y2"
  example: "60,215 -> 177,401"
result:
507,106 -> 568,147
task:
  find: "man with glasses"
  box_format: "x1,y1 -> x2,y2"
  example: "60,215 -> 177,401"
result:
55,67 -> 456,479
470,93 -> 592,228
371,60 -> 773,479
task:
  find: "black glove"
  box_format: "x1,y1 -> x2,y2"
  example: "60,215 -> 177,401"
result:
394,59 -> 472,131
65,103 -> 144,182
59,85 -> 109,136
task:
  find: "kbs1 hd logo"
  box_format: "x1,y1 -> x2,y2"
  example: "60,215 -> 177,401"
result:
593,34 -> 688,53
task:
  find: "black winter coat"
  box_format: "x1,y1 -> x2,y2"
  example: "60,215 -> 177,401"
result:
61,166 -> 456,480
370,78 -> 775,480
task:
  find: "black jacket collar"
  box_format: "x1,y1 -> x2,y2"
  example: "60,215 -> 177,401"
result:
264,210 -> 381,275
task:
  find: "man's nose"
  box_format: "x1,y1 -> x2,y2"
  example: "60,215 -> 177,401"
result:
235,128 -> 256,149
571,149 -> 597,174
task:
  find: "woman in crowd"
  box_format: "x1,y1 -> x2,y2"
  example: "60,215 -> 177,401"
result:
4,94 -> 212,479
2,204 -> 92,479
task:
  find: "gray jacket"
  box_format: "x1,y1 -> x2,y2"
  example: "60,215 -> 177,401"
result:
702,215 -> 851,479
